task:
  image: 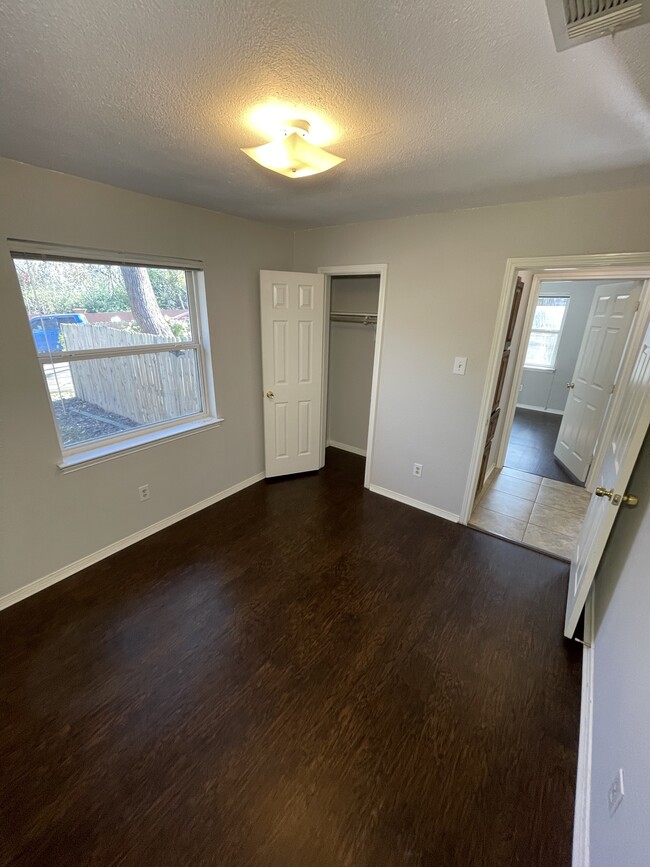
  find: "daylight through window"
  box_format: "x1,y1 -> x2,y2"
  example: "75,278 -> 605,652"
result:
12,252 -> 214,460
524,296 -> 570,370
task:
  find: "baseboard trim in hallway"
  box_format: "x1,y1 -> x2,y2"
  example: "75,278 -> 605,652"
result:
369,483 -> 460,522
0,471 -> 266,612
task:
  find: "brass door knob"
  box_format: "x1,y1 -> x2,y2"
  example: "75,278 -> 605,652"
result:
622,493 -> 639,507
567,382 -> 575,389
265,390 -> 274,399
595,487 -> 614,499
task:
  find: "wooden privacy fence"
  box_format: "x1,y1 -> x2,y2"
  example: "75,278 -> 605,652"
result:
62,323 -> 200,425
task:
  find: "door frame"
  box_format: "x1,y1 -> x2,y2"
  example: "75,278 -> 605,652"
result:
460,253 -> 650,525
317,263 -> 388,489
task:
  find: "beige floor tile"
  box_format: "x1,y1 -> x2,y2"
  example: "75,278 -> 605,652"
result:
492,473 -> 541,502
523,524 -> 576,560
540,477 -> 585,493
470,506 -> 527,542
529,502 -> 584,538
536,484 -> 591,515
481,488 -> 535,522
502,466 -> 543,484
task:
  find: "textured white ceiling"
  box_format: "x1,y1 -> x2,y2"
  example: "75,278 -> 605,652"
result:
1,0 -> 649,228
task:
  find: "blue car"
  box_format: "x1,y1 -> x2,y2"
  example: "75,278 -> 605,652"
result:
29,313 -> 88,353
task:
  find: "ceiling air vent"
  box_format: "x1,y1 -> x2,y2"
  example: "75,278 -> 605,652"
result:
546,0 -> 649,50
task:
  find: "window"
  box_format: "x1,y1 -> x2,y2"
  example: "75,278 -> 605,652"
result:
12,248 -> 217,467
524,296 -> 570,370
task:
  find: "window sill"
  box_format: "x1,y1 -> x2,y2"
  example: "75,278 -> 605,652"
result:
523,366 -> 556,373
57,417 -> 224,473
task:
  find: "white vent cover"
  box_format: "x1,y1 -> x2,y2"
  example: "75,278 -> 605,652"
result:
546,0 -> 649,49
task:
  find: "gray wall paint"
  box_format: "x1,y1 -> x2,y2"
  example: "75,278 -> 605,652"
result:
294,185 -> 650,516
518,280 -> 600,412
590,436 -> 650,866
0,157 -> 293,599
327,276 -> 379,451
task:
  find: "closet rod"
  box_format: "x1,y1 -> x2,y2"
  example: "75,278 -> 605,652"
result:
330,311 -> 377,325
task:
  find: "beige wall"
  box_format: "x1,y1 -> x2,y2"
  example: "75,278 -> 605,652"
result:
0,158 -> 293,599
294,187 -> 650,517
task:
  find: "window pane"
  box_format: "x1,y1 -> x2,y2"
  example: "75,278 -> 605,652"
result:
44,350 -> 203,447
532,296 -> 569,331
525,331 -> 559,367
13,259 -> 192,353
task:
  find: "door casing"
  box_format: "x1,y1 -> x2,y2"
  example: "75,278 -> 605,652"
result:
461,254 -> 650,525
317,264 -> 388,489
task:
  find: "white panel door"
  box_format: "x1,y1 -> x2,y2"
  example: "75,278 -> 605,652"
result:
565,317 -> 650,637
260,270 -> 325,478
554,282 -> 641,482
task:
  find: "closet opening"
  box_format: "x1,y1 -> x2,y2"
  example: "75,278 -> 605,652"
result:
318,265 -> 387,488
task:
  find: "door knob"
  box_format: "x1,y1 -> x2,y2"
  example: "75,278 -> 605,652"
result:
567,382 -> 575,389
265,390 -> 274,399
595,487 -> 613,499
622,493 -> 639,508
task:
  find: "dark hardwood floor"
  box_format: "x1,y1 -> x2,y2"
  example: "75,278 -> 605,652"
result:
506,407 -> 581,485
0,449 -> 581,866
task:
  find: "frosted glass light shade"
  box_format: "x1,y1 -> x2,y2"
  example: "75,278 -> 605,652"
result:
241,132 -> 344,178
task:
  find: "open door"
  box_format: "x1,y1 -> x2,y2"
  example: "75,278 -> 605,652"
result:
475,276 -> 524,497
565,316 -> 650,637
555,282 -> 641,483
260,270 -> 325,478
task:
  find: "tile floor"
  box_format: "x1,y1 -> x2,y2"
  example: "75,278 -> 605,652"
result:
470,466 -> 592,560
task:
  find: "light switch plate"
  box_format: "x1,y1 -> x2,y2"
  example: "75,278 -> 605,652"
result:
453,357 -> 467,375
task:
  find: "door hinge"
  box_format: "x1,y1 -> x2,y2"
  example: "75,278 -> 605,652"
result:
610,382 -> 616,395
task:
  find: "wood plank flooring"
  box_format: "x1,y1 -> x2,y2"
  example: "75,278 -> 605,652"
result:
0,448 -> 582,866
506,407 -> 579,485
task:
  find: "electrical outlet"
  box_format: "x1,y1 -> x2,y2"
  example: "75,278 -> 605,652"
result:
413,463 -> 423,478
453,356 -> 467,375
138,484 -> 150,502
608,769 -> 624,817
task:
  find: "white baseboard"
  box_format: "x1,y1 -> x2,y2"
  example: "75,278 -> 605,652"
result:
369,484 -> 459,523
573,593 -> 594,867
327,440 -> 367,457
517,403 -> 564,416
0,471 -> 265,613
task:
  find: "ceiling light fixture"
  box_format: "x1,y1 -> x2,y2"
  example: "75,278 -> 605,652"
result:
241,119 -> 345,178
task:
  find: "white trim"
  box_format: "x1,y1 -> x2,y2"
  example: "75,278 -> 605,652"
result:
318,264 -> 388,490
58,416 -> 224,471
573,592 -> 595,867
460,253 -> 650,524
327,439 -> 367,456
369,484 -> 460,523
8,238 -> 203,270
516,403 -> 564,415
0,471 -> 265,612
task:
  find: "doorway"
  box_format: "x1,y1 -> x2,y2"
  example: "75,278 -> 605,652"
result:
325,275 -> 379,463
318,264 -> 387,488
466,263 -> 649,560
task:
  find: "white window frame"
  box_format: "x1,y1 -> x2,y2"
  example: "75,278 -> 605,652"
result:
524,295 -> 570,371
10,241 -> 222,471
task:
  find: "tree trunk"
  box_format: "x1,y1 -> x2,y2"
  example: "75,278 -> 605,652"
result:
120,267 -> 174,338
